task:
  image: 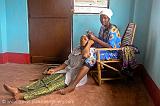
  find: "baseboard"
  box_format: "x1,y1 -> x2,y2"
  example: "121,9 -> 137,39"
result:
0,52 -> 30,64
0,53 -> 4,64
140,64 -> 160,106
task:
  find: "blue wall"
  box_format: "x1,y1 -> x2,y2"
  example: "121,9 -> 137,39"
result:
5,0 -> 29,53
134,0 -> 160,87
110,0 -> 135,35
0,0 -> 7,53
73,0 -> 135,48
0,23 -> 1,52
0,0 -> 3,53
133,0 -> 153,63
143,0 -> 160,87
73,14 -> 101,47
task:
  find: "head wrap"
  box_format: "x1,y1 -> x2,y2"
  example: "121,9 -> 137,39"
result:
100,8 -> 113,19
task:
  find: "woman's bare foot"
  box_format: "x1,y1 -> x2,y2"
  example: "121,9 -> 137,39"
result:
58,86 -> 75,95
3,84 -> 19,95
14,93 -> 24,100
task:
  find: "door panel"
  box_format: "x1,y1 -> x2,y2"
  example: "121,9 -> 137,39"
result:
28,0 -> 71,17
28,0 -> 72,63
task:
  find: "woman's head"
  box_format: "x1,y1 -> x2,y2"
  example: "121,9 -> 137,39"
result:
100,14 -> 110,27
100,9 -> 113,27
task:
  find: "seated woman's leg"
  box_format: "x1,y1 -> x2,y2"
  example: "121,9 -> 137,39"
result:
59,65 -> 90,95
59,51 -> 96,95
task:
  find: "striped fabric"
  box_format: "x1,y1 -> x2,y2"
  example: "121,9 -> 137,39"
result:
121,23 -> 136,47
18,73 -> 66,100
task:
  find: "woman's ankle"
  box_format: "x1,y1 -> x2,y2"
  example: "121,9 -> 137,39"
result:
14,93 -> 24,100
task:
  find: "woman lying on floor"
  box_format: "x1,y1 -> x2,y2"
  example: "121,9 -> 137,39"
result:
3,35 -> 96,101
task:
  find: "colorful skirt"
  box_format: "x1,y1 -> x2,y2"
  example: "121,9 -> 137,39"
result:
18,73 -> 66,100
85,48 -> 120,67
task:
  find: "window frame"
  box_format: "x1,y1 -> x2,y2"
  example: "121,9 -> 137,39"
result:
74,0 -> 109,14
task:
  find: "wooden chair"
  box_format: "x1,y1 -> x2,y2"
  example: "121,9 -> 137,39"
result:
91,23 -> 136,85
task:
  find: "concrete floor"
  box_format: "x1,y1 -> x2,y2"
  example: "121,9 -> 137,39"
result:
0,63 -> 154,106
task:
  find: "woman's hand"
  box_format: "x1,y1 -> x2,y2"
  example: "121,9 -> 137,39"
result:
46,69 -> 56,75
87,31 -> 96,41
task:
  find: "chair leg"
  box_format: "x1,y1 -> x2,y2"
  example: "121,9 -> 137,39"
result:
97,63 -> 101,86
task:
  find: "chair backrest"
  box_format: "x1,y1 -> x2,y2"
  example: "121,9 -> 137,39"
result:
121,23 -> 136,47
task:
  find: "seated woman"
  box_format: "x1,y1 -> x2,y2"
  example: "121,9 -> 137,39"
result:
3,35 -> 95,101
82,8 -> 121,61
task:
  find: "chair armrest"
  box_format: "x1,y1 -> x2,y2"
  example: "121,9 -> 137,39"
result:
95,48 -> 122,51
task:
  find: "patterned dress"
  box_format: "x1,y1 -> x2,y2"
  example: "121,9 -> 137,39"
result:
85,24 -> 121,67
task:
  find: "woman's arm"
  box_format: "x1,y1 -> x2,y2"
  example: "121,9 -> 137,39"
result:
88,32 -> 111,48
46,63 -> 67,75
93,37 -> 112,48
